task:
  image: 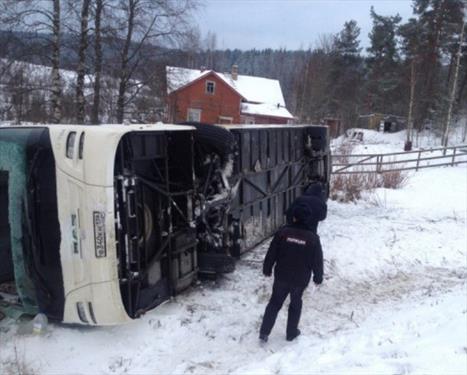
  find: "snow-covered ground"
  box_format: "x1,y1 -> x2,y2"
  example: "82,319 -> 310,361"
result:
0,60 -> 149,124
1,132 -> 466,374
332,128 -> 467,174
334,127 -> 467,153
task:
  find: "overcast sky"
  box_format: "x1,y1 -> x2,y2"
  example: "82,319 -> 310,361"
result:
197,0 -> 415,50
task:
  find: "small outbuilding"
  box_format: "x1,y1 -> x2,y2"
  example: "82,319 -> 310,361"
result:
357,113 -> 407,133
321,117 -> 342,138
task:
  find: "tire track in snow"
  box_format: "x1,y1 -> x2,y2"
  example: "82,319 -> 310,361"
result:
302,266 -> 466,338
132,249 -> 465,374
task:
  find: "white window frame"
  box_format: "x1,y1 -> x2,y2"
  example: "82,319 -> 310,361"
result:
205,80 -> 216,95
187,108 -> 201,122
218,116 -> 233,124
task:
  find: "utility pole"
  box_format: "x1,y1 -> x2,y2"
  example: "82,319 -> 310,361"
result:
442,10 -> 466,148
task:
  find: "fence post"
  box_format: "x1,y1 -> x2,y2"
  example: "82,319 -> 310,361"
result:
451,147 -> 457,166
376,155 -> 381,173
416,151 -> 421,171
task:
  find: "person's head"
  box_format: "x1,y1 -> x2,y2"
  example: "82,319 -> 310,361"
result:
304,183 -> 323,197
292,204 -> 312,225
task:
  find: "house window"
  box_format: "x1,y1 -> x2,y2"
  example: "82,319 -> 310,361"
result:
218,116 -> 233,124
205,80 -> 215,95
187,108 -> 201,122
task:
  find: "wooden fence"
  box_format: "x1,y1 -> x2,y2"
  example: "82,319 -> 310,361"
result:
332,144 -> 467,174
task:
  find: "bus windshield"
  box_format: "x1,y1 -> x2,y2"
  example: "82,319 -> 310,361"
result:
0,127 -> 63,319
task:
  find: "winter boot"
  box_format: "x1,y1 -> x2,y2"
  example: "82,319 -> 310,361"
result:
286,329 -> 301,341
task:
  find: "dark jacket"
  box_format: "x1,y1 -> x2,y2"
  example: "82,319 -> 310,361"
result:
286,183 -> 327,233
263,224 -> 323,288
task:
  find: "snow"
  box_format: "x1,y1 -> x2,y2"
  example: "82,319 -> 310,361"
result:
241,102 -> 294,119
334,128 -> 467,154
0,59 -> 94,90
237,289 -> 467,375
332,129 -> 467,173
1,59 -> 145,93
0,60 -> 145,123
166,66 -> 212,94
221,73 -> 286,108
1,131 -> 466,374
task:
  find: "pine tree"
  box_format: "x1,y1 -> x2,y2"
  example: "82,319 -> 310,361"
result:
328,20 -> 364,133
366,7 -> 402,114
408,0 -> 465,131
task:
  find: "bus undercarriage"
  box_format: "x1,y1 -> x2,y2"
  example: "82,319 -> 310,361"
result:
0,123 -> 329,324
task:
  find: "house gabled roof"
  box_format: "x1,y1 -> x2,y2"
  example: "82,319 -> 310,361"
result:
166,66 -> 294,119
166,67 -> 246,100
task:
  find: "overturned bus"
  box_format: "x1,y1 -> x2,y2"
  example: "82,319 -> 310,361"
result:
0,123 -> 330,325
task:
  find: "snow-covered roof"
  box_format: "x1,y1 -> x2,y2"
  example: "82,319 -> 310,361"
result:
240,102 -> 294,120
0,59 -> 145,94
166,66 -> 288,110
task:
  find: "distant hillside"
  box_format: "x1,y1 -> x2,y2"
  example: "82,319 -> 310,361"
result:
0,30 -> 309,112
0,58 -> 156,124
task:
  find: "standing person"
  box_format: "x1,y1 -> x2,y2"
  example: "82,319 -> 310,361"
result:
286,182 -> 327,234
259,204 -> 323,342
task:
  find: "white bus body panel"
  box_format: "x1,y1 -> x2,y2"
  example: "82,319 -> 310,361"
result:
48,124 -> 193,325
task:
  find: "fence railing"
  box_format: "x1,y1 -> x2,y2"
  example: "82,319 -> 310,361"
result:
332,144 -> 467,174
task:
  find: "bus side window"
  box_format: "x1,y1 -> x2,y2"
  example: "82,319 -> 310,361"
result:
66,132 -> 77,159
78,132 -> 85,160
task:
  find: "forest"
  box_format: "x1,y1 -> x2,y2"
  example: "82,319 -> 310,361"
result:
0,0 -> 465,142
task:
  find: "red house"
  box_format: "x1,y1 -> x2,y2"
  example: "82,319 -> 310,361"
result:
166,65 -> 295,125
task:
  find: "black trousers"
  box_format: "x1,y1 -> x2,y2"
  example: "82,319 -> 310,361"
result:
260,278 -> 305,338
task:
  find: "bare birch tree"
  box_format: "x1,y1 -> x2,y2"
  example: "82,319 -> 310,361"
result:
50,0 -> 62,123
110,0 -> 197,123
442,19 -> 465,147
0,0 -> 63,123
75,0 -> 91,124
91,0 -> 104,124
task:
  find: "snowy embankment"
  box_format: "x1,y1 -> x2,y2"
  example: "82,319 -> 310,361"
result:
335,127 -> 467,153
333,129 -> 467,173
1,133 -> 466,374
